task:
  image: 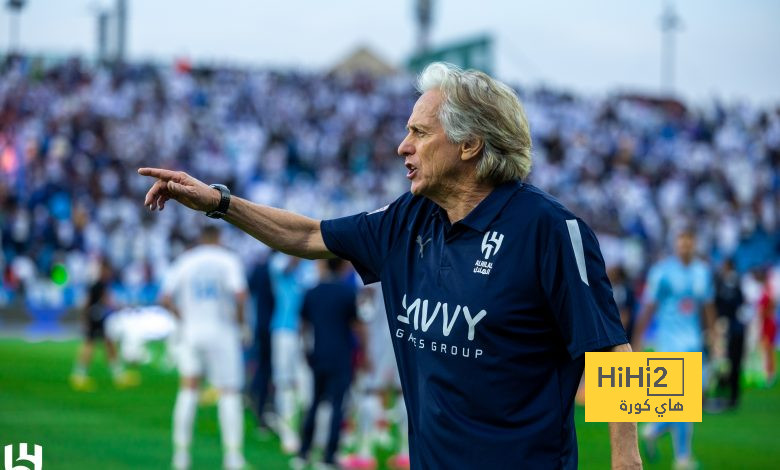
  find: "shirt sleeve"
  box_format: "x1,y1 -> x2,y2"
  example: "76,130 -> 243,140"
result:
540,216 -> 628,359
320,195 -> 410,285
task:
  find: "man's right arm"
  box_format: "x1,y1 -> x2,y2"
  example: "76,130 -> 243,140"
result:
138,168 -> 333,259
225,196 -> 332,259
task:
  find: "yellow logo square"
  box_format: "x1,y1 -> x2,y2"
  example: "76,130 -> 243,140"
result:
584,352 -> 702,422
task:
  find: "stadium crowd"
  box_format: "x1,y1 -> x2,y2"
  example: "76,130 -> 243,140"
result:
0,56 -> 776,339
1,56 -> 778,309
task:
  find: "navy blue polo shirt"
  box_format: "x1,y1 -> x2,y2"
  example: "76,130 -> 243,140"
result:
321,181 -> 626,469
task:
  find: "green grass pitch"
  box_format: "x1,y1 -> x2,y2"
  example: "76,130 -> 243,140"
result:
1,338 -> 778,469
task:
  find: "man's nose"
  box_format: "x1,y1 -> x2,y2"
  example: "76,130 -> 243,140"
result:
398,137 -> 413,157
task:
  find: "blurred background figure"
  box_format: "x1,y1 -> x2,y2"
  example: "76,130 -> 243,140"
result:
293,258 -> 362,470
755,267 -> 777,385
269,253 -> 314,454
633,229 -> 717,469
70,256 -> 138,390
247,251 -> 276,434
342,284 -> 409,470
714,258 -> 746,409
608,265 -> 639,344
161,226 -> 248,470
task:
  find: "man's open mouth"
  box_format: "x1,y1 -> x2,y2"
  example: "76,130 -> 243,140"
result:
405,163 -> 418,179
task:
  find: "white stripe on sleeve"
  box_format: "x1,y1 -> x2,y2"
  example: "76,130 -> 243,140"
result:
565,219 -> 589,286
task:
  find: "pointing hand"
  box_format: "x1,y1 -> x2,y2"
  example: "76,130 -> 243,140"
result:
137,168 -> 220,213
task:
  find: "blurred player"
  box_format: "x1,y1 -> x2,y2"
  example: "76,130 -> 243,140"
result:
633,229 -> 717,469
714,258 -> 746,408
608,265 -> 638,343
70,257 -> 138,391
756,267 -> 777,384
341,284 -> 409,470
294,258 -> 361,469
268,253 -> 311,453
247,253 -> 276,433
161,226 -> 248,470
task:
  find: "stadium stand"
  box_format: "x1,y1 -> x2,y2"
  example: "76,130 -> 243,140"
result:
0,54 -> 778,317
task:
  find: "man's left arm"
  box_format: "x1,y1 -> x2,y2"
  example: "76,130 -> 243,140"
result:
608,342 -> 642,470
539,218 -> 640,467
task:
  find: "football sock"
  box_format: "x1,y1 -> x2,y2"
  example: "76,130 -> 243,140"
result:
277,385 -> 297,429
396,398 -> 409,453
314,402 -> 332,448
671,422 -> 693,460
357,394 -> 383,456
173,388 -> 198,448
218,391 -> 244,453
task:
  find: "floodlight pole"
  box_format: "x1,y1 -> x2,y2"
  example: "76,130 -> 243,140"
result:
9,10 -> 19,52
415,0 -> 433,53
6,0 -> 26,54
96,8 -> 110,64
115,0 -> 126,63
660,0 -> 681,94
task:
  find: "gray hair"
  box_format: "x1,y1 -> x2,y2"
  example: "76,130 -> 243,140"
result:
416,62 -> 532,183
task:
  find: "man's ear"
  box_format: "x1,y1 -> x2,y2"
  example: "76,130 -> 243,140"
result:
460,137 -> 484,162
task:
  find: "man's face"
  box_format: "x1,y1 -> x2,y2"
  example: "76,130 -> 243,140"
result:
397,90 -> 463,198
675,233 -> 695,261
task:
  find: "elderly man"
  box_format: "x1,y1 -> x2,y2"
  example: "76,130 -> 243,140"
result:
140,62 -> 640,469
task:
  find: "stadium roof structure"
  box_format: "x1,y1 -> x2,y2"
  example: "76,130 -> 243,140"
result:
330,46 -> 397,78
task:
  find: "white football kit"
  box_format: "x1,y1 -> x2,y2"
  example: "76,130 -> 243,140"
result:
162,244 -> 247,389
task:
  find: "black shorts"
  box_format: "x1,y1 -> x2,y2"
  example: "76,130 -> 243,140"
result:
86,318 -> 106,340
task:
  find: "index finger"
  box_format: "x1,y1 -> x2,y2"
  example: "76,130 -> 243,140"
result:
137,167 -> 177,180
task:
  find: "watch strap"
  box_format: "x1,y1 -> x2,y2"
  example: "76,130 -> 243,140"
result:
205,184 -> 231,219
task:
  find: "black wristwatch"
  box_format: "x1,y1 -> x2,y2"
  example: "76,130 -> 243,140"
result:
205,184 -> 231,219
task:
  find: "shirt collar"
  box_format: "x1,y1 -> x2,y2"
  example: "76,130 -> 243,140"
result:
434,180 -> 523,233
